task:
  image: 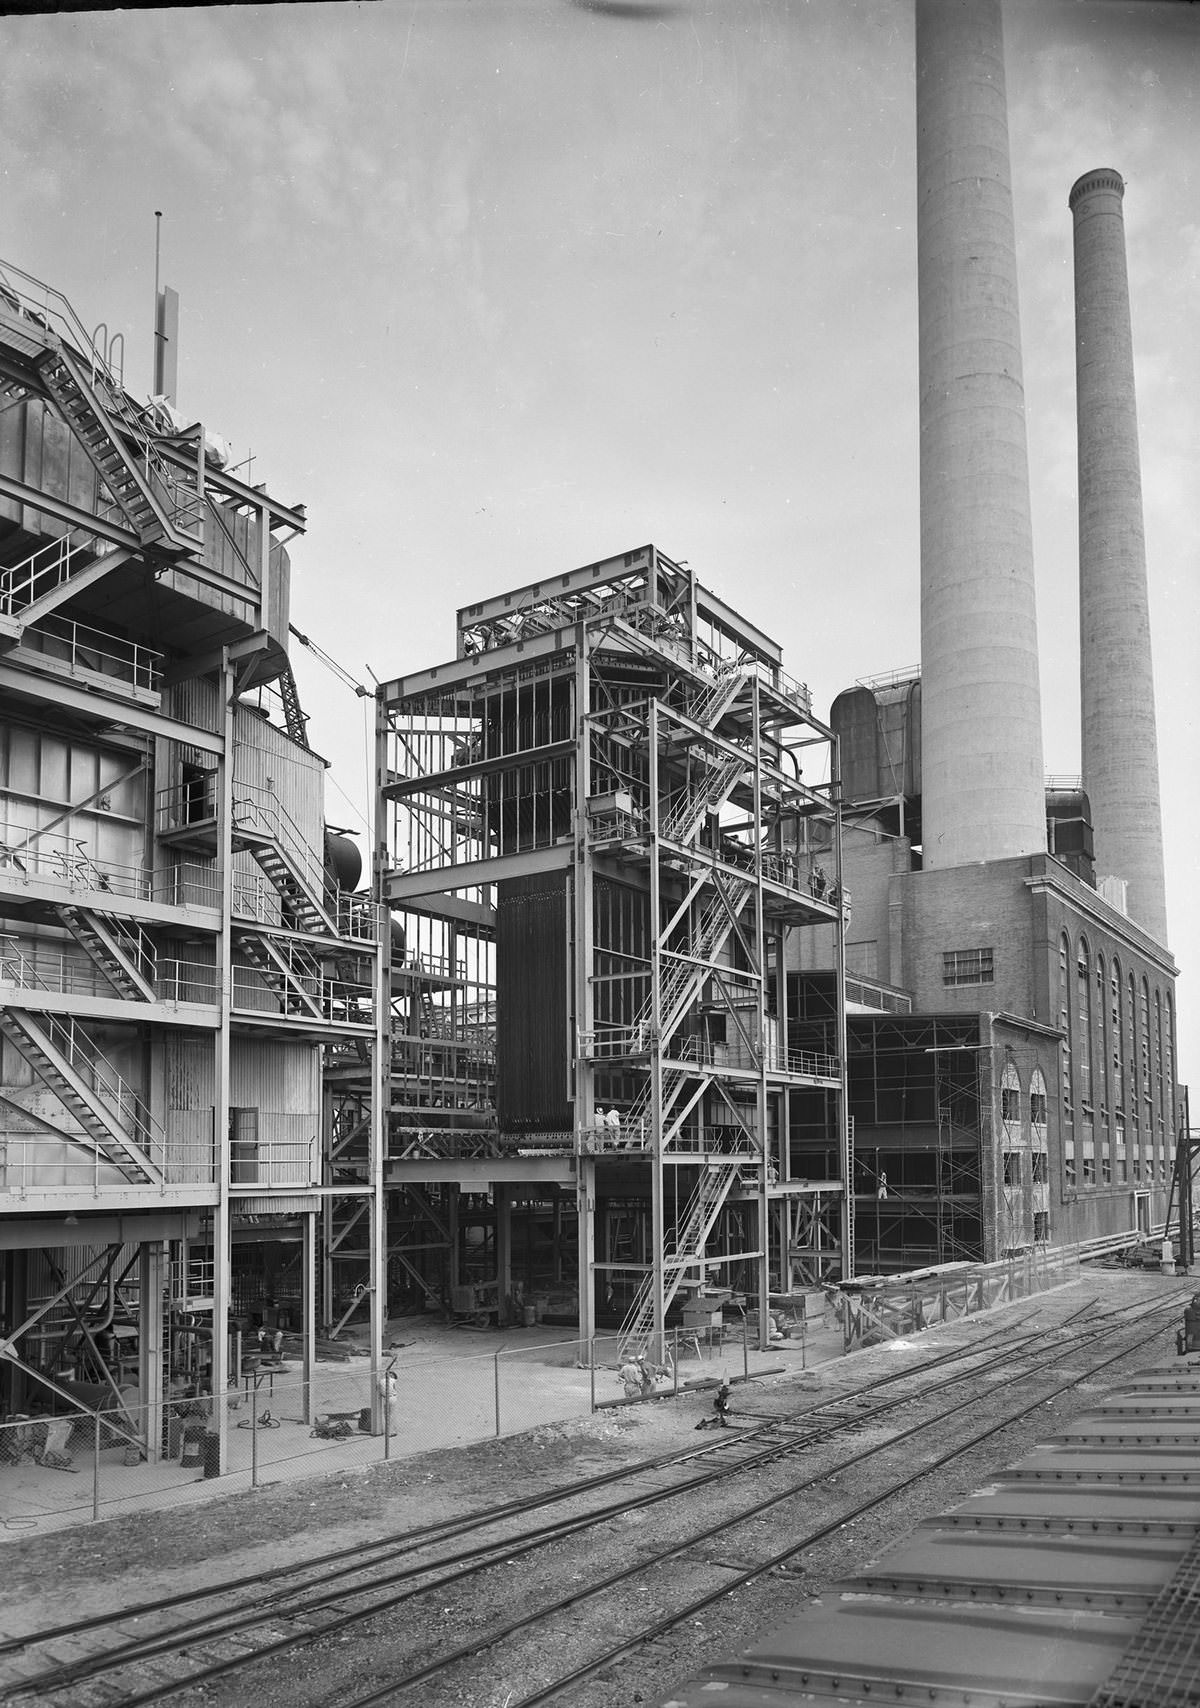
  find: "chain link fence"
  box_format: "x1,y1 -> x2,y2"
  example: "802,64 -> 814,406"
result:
0,1320 -> 807,1531
0,1259 -> 1078,1532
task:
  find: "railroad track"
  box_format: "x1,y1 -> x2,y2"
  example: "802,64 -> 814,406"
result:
2,1288 -> 1188,1708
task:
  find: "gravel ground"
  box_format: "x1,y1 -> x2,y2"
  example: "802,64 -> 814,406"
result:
0,1268 -> 1189,1708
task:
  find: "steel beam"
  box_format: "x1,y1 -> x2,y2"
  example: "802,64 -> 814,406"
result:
455,545 -> 655,631
381,625 -> 577,707
385,842 -> 571,901
0,659 -> 225,753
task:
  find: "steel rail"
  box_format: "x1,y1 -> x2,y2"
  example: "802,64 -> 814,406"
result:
503,1295 -> 1191,1708
327,1294 -> 1189,1708
2,1295 -> 1054,1667
16,1315 -> 1067,1701
12,1294 -> 1161,1708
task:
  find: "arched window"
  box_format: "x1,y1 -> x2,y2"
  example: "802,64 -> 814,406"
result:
1111,958 -> 1124,1103
1000,1058 -> 1022,1130
1095,954 -> 1111,1183
1000,1059 -> 1025,1247
1029,1066 -> 1050,1198
1141,976 -> 1153,1182
1166,992 -> 1176,1104
1078,938 -> 1095,1184
1155,990 -> 1166,1180
1060,935 -> 1075,1187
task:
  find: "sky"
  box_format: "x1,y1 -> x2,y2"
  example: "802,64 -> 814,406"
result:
3,0 -> 1198,1089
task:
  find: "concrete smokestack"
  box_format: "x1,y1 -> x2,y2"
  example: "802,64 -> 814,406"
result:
1070,169 -> 1168,944
916,0 -> 1046,868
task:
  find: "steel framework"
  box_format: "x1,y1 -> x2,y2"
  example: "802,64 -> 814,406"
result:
376,546 -> 850,1352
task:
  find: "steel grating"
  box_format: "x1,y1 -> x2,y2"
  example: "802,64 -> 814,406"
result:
1085,1530 -> 1200,1707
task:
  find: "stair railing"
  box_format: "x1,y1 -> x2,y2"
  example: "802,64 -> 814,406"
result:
0,259 -> 203,546
33,1011 -> 164,1166
0,520 -> 122,619
233,784 -> 331,913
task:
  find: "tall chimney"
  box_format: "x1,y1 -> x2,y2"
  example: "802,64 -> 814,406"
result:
1070,169 -> 1168,945
916,0 -> 1046,868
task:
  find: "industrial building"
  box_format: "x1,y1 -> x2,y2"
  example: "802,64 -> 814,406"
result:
0,0 -> 1190,1485
0,260 -> 385,1471
808,1 -> 1183,1271
374,545 -> 849,1353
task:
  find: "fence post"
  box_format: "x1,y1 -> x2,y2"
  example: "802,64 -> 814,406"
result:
494,1349 -> 502,1438
251,1387 -> 259,1489
742,1310 -> 749,1379
384,1380 -> 392,1462
673,1327 -> 679,1397
589,1338 -> 596,1413
93,1417 -> 101,1522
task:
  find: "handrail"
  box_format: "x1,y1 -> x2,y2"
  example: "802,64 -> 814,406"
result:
38,1010 -> 164,1164
232,782 -> 329,907
0,510 -> 125,619
0,828 -> 217,908
0,257 -> 203,544
1,258 -> 115,386
20,610 -> 164,691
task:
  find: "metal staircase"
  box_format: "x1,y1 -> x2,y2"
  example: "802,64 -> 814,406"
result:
661,754 -> 745,848
686,665 -> 748,731
635,875 -> 753,1047
233,790 -> 339,937
55,905 -> 156,1002
0,1009 -> 163,1184
234,929 -> 325,1019
617,1162 -> 739,1357
36,343 -> 201,554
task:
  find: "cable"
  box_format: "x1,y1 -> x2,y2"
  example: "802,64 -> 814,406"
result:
288,624 -> 372,699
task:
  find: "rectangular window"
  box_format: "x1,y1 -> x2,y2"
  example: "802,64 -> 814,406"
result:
1082,1156 -> 1096,1185
1001,1087 -> 1019,1122
943,948 -> 994,986
1030,1091 -> 1047,1126
1003,1151 -> 1021,1186
1065,1153 -> 1077,1187
1032,1151 -> 1048,1184
1101,1157 -> 1112,1185
1033,1211 -> 1050,1243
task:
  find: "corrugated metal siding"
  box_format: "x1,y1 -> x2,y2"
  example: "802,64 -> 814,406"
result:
0,721 -> 148,874
232,706 -> 324,857
164,1036 -> 215,1179
496,870 -> 571,1133
0,398 -> 99,536
162,676 -> 223,738
230,1038 -> 320,1186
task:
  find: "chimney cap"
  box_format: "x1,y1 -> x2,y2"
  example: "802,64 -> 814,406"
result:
1069,168 -> 1125,209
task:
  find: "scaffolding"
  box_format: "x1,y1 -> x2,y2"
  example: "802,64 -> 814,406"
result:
376,545 -> 849,1353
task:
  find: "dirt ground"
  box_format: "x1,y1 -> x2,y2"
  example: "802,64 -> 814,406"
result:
0,1268 -> 1189,1707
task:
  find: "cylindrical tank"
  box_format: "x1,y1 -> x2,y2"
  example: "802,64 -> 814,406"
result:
1070,168 -> 1169,945
324,830 -> 362,892
916,0 -> 1046,868
830,680 -> 922,807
